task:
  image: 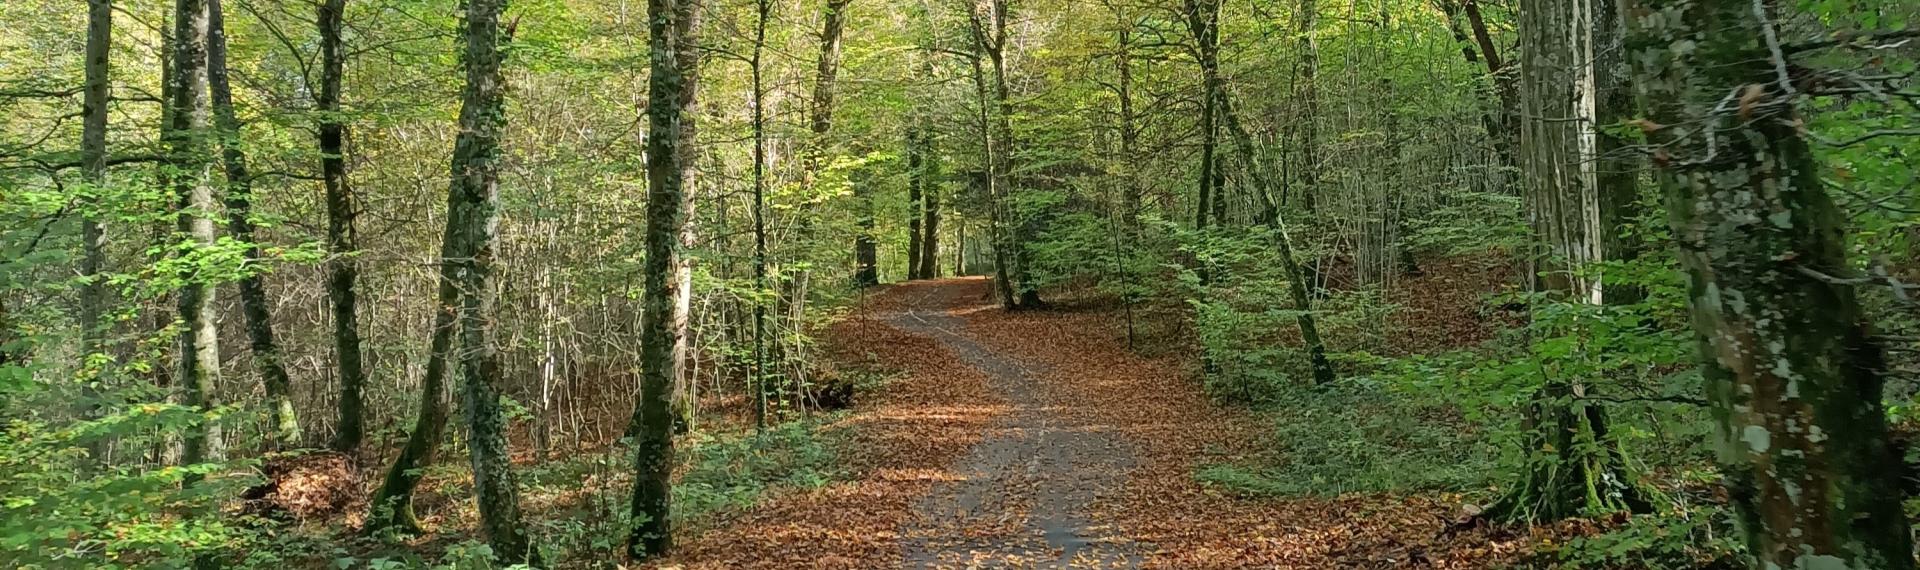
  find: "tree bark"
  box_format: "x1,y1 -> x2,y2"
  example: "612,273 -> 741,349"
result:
78,0 -> 114,464
907,126 -> 924,281
443,0 -> 535,563
1293,0 -> 1320,212
79,0 -> 111,358
1624,0 -> 1914,564
318,0 -> 367,454
667,0 -> 704,435
977,0 -> 1043,308
916,118 -> 941,280
750,0 -> 771,430
630,0 -> 703,559
364,260 -> 458,534
167,0 -> 224,470
208,0 -> 300,448
1489,0 -> 1651,523
967,46 -> 1018,309
1186,0 -> 1223,232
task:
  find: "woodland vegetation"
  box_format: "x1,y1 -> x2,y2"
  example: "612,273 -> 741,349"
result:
1,0 -> 1918,567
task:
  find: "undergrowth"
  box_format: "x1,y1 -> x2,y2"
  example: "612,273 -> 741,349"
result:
332,418 -> 844,569
1196,380 -> 1497,497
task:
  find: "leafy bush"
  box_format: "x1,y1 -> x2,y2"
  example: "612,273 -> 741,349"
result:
1,404 -> 255,569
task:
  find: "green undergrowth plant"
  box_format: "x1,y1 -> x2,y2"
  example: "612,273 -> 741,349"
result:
1196,378 -> 1498,496
468,417 -> 847,565
1533,506 -> 1743,569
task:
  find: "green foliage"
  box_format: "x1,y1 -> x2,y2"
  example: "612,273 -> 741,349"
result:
1405,191 -> 1530,256
1536,507 -> 1743,569
1196,381 -> 1498,496
0,406 -> 253,569
675,420 -> 842,518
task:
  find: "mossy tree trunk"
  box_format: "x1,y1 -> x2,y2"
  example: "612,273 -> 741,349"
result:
630,0 -> 703,559
166,0 -> 224,471
318,0 -> 368,454
1622,0 -> 1914,564
442,0 -> 536,563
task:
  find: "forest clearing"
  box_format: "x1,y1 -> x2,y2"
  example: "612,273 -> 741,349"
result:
2,0 -> 1918,567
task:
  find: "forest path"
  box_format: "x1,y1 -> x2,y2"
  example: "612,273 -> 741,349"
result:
662,277 -> 1465,569
880,281 -> 1144,568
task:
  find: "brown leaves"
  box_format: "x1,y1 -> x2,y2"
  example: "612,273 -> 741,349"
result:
650,275 -> 1554,569
643,280 -> 1003,569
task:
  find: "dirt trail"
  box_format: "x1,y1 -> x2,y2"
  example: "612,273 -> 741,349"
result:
660,277 -> 1475,569
881,282 -> 1142,568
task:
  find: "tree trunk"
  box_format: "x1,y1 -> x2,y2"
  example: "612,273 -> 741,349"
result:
917,124 -> 941,280
1293,0 -> 1320,212
318,0 -> 367,454
442,0 -> 535,563
854,170 -> 880,287
79,0 -> 111,358
629,0 -> 703,559
1436,0 -> 1519,179
750,0 -> 771,430
907,126 -> 924,281
78,0 -> 114,464
167,0 -> 224,471
364,265 -> 458,534
668,0 -> 704,434
1214,89 -> 1337,385
1115,24 -> 1140,239
1187,0 -> 1223,233
977,0 -> 1043,308
1489,0 -> 1651,523
207,0 -> 300,448
1624,0 -> 1914,564
968,50 -> 1018,309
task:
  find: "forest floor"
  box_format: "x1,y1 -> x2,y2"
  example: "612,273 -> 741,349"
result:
652,276 -> 1544,569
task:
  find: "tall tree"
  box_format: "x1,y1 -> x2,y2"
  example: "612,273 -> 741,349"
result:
318,0 -> 367,454
800,0 -> 854,292
1184,0 -> 1224,231
854,169 -> 880,287
916,142 -> 941,280
78,0 -> 114,464
79,0 -> 111,359
971,0 -> 1042,307
166,0 -> 224,470
1489,0 -> 1651,522
441,0 -> 536,562
207,0 -> 300,448
1623,0 -> 1914,564
1292,0 -> 1320,212
907,126 -> 925,280
630,0 -> 703,558
913,58 -> 941,283
364,225 -> 461,533
750,0 -> 772,429
966,47 -> 1018,309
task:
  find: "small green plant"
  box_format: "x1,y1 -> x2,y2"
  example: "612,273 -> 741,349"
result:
1537,508 -> 1743,569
